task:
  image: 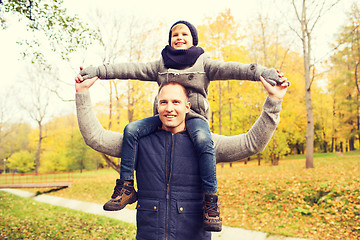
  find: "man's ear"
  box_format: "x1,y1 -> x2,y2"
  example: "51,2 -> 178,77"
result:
186,101 -> 191,113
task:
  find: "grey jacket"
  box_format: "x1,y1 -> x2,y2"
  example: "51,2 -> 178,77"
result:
96,53 -> 267,121
76,91 -> 282,163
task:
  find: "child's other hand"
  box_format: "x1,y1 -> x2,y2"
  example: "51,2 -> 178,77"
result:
80,66 -> 100,81
75,66 -> 84,83
261,68 -> 279,86
260,74 -> 289,100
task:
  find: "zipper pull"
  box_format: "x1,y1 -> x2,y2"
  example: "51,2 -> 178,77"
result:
166,184 -> 170,199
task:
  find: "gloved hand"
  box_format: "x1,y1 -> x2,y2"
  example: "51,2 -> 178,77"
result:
80,66 -> 100,81
261,69 -> 281,86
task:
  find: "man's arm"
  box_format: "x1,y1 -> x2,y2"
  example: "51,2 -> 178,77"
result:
212,96 -> 281,163
75,73 -> 288,161
75,76 -> 123,157
213,75 -> 288,163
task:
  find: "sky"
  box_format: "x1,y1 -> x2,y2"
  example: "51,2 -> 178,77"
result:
0,0 -> 356,125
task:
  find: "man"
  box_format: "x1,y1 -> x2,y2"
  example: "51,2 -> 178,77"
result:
75,75 -> 288,239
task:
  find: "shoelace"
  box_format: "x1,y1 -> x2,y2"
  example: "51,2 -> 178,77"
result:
205,202 -> 219,218
111,183 -> 124,199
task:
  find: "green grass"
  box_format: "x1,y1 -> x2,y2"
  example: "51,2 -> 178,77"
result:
0,191 -> 136,239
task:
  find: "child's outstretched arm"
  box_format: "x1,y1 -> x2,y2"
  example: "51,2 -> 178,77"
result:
204,56 -> 289,86
77,61 -> 161,82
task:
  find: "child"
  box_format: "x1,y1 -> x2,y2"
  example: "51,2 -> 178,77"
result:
78,20 -> 283,232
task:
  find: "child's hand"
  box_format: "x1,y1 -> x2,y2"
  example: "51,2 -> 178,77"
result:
80,66 -> 100,81
261,69 -> 282,86
260,74 -> 289,100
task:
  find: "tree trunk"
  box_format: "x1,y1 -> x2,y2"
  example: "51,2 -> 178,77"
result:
304,54 -> 314,168
35,121 -> 42,174
228,81 -> 232,135
108,81 -> 113,130
218,81 -> 222,135
300,0 -> 314,168
101,153 -> 120,174
127,81 -> 134,123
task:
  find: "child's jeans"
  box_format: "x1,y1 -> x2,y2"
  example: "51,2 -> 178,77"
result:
120,116 -> 217,193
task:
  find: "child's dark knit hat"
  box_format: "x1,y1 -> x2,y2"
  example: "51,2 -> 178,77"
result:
168,20 -> 199,46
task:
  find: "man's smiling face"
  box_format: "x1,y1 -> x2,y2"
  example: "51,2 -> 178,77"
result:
157,83 -> 190,134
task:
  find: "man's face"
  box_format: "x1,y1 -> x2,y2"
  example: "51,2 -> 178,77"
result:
170,24 -> 194,50
157,84 -> 190,134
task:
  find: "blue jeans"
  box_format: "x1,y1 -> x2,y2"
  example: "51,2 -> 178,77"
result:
120,116 -> 217,193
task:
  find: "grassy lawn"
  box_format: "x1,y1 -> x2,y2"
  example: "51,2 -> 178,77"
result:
4,151 -> 359,239
0,191 -> 136,239
217,152 -> 360,240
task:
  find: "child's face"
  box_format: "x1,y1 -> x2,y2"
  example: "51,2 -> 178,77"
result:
170,24 -> 194,50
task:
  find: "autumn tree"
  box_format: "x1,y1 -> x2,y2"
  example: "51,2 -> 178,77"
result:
287,0 -> 340,168
328,3 -> 360,151
85,12 -> 161,173
18,64 -> 54,174
198,9 -> 251,136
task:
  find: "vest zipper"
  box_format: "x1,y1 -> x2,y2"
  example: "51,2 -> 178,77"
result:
165,134 -> 175,240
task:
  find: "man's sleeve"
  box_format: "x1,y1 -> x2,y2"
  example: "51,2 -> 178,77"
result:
212,96 -> 282,163
76,91 -> 123,157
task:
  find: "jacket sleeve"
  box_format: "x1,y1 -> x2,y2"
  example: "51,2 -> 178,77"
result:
212,96 -> 282,163
97,60 -> 160,81
204,56 -> 267,82
76,91 -> 123,158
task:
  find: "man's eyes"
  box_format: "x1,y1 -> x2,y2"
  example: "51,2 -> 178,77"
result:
159,100 -> 181,104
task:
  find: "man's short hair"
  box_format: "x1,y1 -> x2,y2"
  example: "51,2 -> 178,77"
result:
158,82 -> 190,101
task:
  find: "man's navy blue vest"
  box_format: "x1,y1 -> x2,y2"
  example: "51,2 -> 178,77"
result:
135,130 -> 211,240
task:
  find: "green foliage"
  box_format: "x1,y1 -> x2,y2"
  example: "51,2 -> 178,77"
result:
1,0 -> 97,66
0,122 -> 31,160
262,130 -> 290,164
328,3 -> 360,152
37,115 -> 103,173
65,131 -> 102,172
0,191 -> 136,239
6,150 -> 35,173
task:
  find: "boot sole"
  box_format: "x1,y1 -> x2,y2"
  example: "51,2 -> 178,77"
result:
103,193 -> 138,211
203,222 -> 222,232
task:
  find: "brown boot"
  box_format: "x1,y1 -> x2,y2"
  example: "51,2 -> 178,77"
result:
103,179 -> 137,211
203,193 -> 222,232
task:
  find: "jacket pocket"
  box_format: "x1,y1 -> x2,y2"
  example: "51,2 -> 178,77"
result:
175,200 -> 207,239
136,199 -> 160,240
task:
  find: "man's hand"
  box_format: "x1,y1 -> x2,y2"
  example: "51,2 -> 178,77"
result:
75,67 -> 98,93
260,71 -> 289,100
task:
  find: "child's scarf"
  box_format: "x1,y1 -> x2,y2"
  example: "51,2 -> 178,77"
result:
161,45 -> 204,69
